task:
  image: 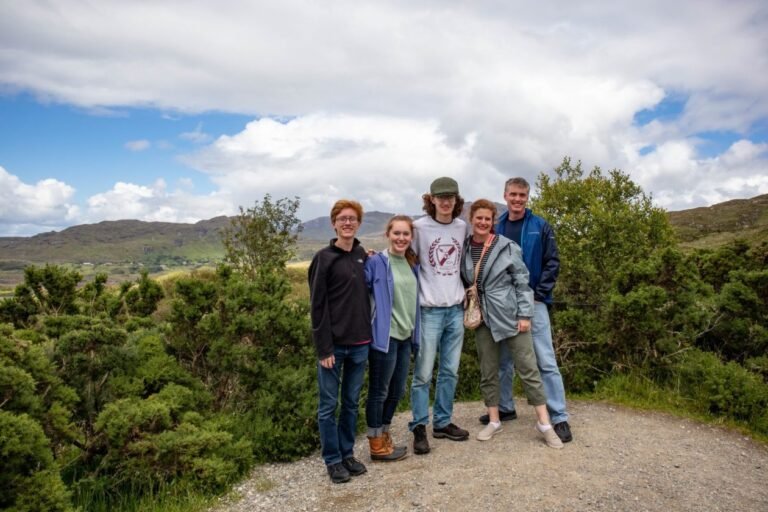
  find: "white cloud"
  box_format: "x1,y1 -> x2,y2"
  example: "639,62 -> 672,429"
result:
179,122 -> 211,144
184,113 -> 502,219
125,139 -> 151,151
633,139 -> 768,210
0,166 -> 79,234
84,179 -> 235,224
0,0 -> 766,230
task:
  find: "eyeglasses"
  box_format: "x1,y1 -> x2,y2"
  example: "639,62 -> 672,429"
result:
336,216 -> 359,224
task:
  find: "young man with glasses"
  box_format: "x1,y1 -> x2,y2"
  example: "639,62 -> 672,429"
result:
409,177 -> 470,454
308,199 -> 372,483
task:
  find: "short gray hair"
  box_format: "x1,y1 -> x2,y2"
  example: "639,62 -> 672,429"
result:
504,177 -> 530,192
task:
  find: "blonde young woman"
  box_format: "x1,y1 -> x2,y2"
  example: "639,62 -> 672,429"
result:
364,215 -> 420,460
461,199 -> 562,448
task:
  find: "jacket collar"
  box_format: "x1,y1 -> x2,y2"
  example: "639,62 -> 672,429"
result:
328,237 -> 361,252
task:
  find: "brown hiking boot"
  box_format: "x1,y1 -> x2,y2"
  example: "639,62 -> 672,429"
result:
383,432 -> 408,459
368,435 -> 408,462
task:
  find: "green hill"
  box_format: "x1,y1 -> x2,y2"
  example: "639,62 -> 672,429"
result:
1,195 -> 765,289
667,193 -> 768,249
0,217 -> 231,266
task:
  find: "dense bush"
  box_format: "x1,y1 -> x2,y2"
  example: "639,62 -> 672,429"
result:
693,241 -> 768,362
165,265 -> 317,461
0,411 -> 72,512
1,260 -> 315,510
671,348 -> 768,434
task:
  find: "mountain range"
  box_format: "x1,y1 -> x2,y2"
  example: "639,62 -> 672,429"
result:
0,194 -> 765,287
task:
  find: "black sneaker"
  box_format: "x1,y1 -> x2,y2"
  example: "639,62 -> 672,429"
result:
554,421 -> 573,443
432,422 -> 469,441
478,410 -> 518,425
327,462 -> 351,484
341,456 -> 367,476
413,424 -> 430,454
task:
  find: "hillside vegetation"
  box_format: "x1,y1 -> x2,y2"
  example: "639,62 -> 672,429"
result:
2,194 -> 765,289
668,193 -> 768,249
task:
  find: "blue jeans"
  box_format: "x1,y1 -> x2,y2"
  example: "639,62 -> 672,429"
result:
409,305 -> 464,430
317,343 -> 369,465
366,337 -> 412,437
499,302 -> 568,423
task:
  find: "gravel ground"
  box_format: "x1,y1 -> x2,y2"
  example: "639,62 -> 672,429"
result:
211,400 -> 768,512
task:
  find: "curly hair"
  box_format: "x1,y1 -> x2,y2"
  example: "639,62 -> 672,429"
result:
421,193 -> 465,220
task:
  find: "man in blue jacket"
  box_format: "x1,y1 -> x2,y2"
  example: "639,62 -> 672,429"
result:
483,177 -> 573,443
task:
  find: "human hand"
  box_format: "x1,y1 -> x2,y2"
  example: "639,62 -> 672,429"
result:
518,318 -> 531,332
319,355 -> 335,368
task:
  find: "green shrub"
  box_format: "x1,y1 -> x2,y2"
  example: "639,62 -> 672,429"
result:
0,326 -> 79,447
237,364 -> 318,462
92,391 -> 250,493
672,349 -> 768,434
693,242 -> 768,362
0,411 -> 72,512
165,265 -> 317,461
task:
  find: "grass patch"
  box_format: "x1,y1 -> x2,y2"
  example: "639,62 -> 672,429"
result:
580,372 -> 768,445
73,482 -> 219,512
286,261 -> 310,303
251,474 -> 276,493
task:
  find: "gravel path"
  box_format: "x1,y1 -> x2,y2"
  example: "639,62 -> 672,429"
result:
211,400 -> 768,512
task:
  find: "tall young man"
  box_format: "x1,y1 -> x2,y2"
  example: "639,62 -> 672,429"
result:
409,177 -> 470,454
308,199 -> 371,483
486,177 -> 573,443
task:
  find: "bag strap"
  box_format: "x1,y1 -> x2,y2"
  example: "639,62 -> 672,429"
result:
471,235 -> 495,287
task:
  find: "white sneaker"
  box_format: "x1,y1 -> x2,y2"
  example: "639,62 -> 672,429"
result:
539,425 -> 564,449
477,422 -> 503,441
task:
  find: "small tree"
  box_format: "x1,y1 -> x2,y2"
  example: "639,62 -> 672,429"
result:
533,158 -> 675,307
222,194 -> 303,277
0,265 -> 82,327
529,158 -> 681,389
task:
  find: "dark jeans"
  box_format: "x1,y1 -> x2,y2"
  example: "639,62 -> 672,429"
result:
317,343 -> 369,465
366,337 -> 412,437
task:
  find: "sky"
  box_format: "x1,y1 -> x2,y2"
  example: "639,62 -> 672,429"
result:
1,0 -> 767,237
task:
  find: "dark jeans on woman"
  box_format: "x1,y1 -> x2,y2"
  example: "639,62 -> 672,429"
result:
365,337 -> 412,437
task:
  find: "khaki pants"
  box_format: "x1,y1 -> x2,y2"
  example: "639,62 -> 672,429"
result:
475,324 -> 546,407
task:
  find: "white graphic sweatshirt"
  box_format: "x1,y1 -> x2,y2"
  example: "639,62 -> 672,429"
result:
413,216 -> 469,307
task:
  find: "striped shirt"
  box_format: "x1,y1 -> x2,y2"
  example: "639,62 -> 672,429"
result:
469,236 -> 498,294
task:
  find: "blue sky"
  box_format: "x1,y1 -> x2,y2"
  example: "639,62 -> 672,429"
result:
0,94 -> 250,202
1,0 -> 767,236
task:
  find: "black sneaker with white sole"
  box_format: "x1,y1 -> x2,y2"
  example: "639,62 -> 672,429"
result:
432,422 -> 469,441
